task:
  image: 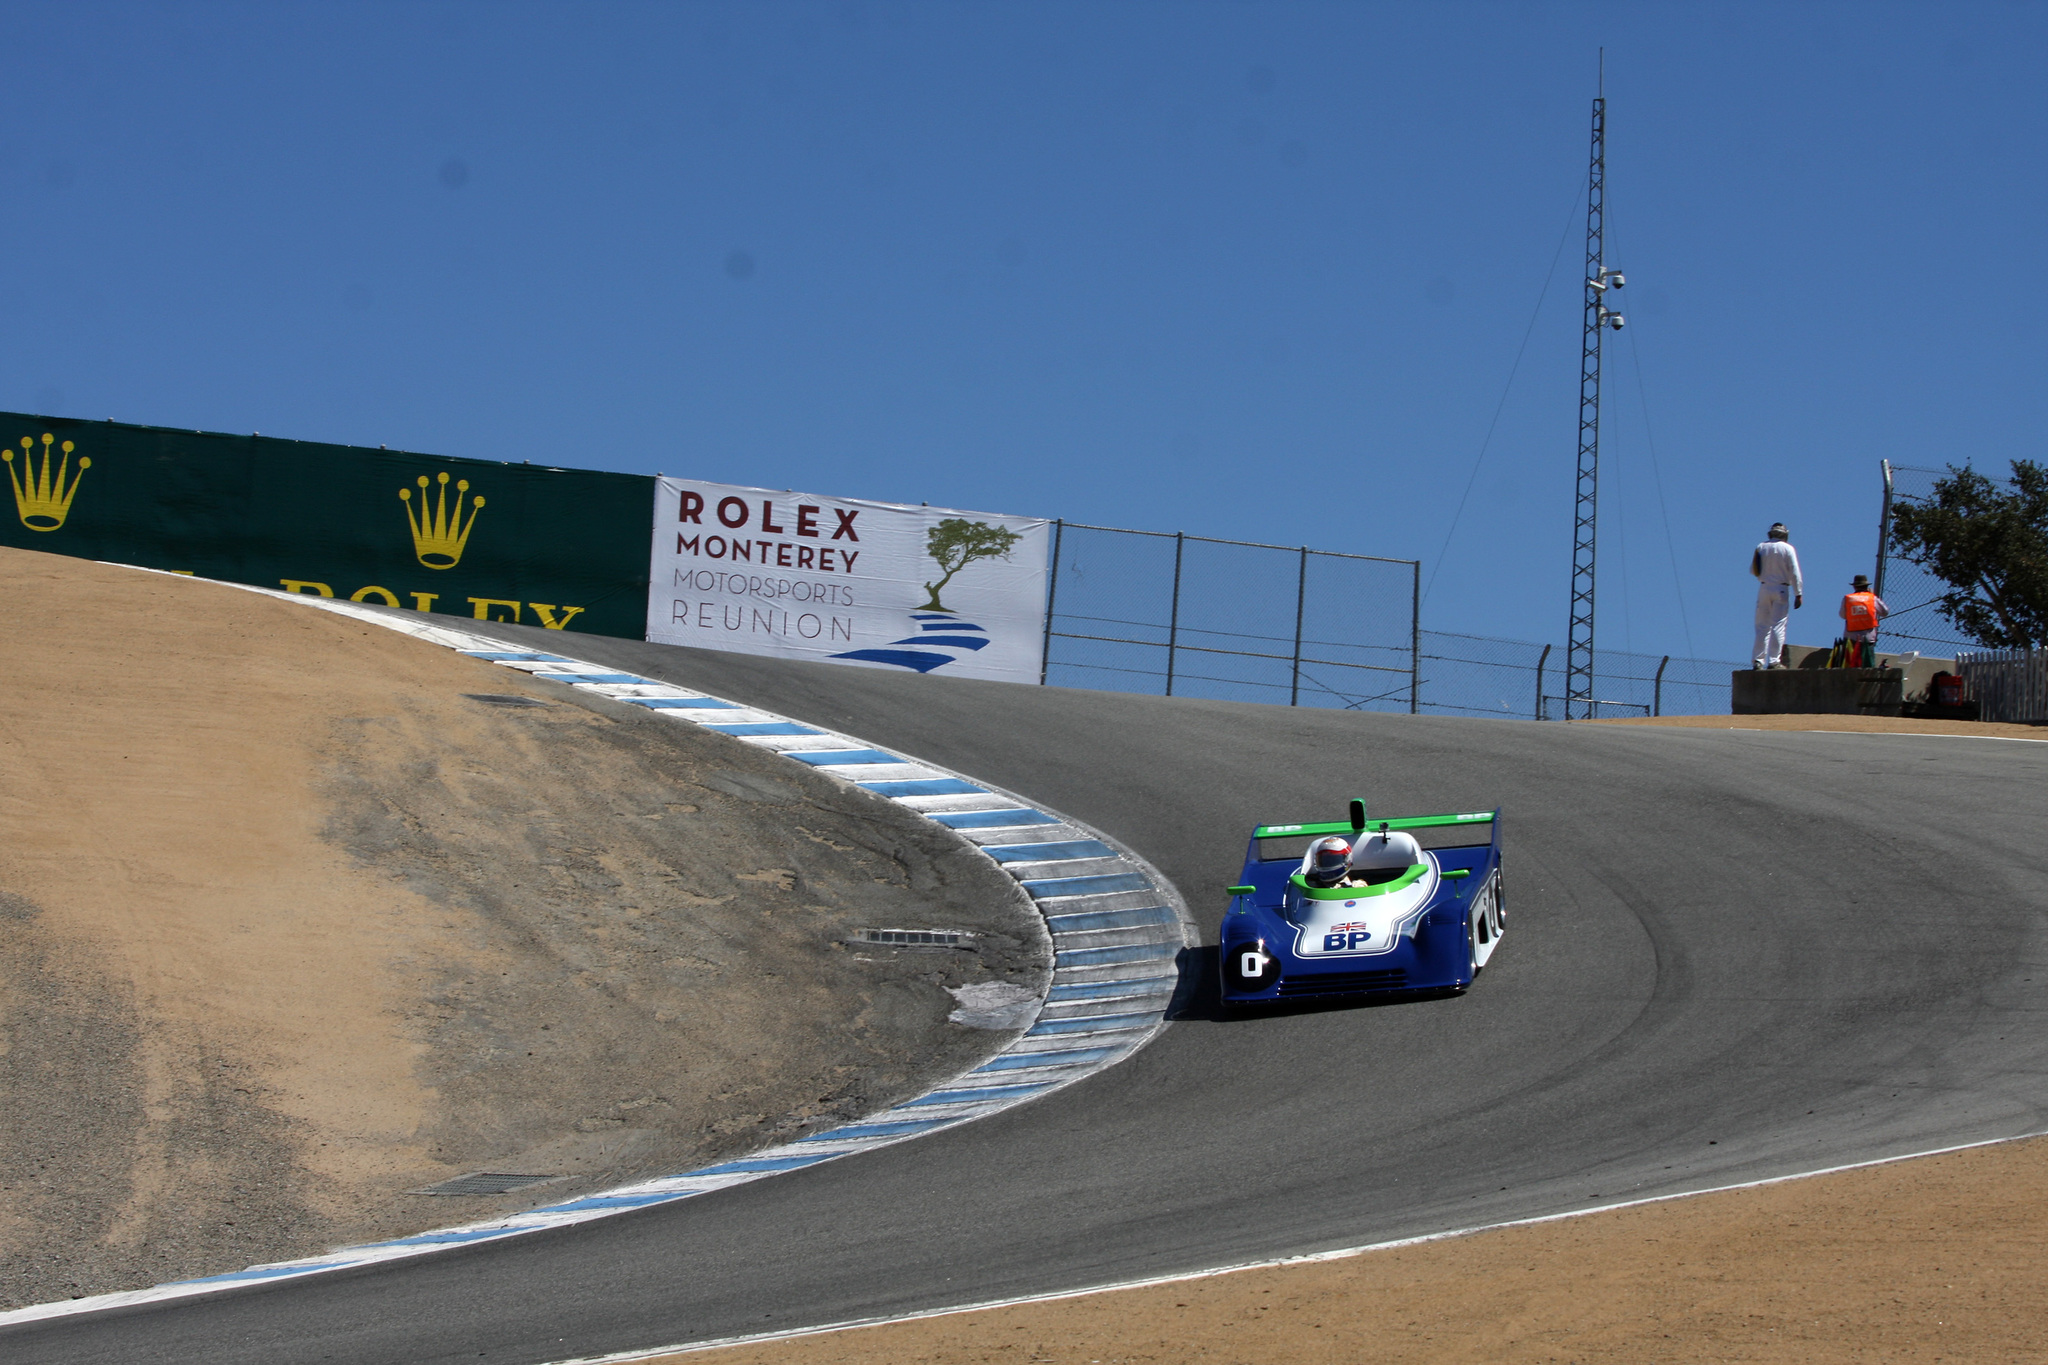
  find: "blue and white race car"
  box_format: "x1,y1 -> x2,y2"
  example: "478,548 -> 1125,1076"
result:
1220,798 -> 1503,1005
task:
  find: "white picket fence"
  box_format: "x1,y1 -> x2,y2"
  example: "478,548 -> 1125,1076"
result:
1956,648 -> 2048,723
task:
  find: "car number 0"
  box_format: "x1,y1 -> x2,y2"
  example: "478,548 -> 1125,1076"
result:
1241,952 -> 1264,978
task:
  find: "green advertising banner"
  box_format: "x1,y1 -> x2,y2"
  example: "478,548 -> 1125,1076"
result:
0,413 -> 653,637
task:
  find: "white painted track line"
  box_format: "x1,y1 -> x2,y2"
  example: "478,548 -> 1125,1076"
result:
539,1126 -> 2048,1364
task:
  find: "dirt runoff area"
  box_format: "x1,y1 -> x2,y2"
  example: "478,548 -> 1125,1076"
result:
683,1135 -> 2048,1365
0,546 -> 1046,1310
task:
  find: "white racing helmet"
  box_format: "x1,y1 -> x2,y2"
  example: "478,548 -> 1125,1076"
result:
1302,836 -> 1352,888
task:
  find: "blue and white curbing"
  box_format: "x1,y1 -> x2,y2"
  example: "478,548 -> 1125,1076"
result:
0,581 -> 1195,1328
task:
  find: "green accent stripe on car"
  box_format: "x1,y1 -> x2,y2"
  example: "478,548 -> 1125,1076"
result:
1287,864 -> 1429,900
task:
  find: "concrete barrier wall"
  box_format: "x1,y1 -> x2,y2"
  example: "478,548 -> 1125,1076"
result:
1731,668 -> 1904,716
1783,643 -> 1952,701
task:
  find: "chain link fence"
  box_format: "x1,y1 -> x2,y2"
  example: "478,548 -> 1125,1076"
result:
1413,632 -> 1737,719
1041,523 -> 1420,711
1874,462 -> 1979,660
1039,520 -> 1740,718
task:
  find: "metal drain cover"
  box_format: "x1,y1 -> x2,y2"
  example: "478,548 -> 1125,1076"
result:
412,1172 -> 561,1196
858,928 -> 970,948
464,694 -> 551,708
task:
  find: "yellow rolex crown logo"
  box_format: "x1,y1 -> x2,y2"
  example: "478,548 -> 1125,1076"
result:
5,432 -> 91,532
400,471 -> 485,569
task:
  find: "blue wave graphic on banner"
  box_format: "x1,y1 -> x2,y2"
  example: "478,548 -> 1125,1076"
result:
831,612 -> 991,674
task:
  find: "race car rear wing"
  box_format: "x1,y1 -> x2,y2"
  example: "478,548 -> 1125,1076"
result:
1234,801 -> 1500,893
1253,805 -> 1495,841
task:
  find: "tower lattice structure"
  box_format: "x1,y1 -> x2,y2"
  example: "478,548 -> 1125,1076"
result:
1565,95 -> 1608,720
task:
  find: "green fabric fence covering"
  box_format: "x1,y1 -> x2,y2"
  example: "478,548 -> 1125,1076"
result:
0,413 -> 654,638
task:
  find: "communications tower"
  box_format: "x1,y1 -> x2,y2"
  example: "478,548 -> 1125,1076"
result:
1565,70 -> 1626,720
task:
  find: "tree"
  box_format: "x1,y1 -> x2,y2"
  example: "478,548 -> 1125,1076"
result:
1887,459 -> 2048,649
920,518 -> 1022,611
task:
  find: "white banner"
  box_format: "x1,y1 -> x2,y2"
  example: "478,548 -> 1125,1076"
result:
646,477 -> 1050,684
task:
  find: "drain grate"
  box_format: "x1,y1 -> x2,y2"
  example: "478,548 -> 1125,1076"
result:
464,693 -> 551,708
858,928 -> 970,948
412,1172 -> 561,1196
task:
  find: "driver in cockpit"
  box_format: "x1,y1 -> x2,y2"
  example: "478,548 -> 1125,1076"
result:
1302,836 -> 1354,889
1304,829 -> 1425,890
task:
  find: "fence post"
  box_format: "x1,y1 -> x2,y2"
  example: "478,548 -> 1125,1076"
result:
1290,547 -> 1308,706
1873,460 -> 1894,647
1535,643 -> 1551,720
1039,518 -> 1063,686
1874,460 -> 1894,599
1653,654 -> 1669,717
1409,560 -> 1421,714
1165,531 -> 1185,697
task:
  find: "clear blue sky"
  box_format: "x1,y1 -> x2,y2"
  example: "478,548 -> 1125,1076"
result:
7,2 -> 2041,663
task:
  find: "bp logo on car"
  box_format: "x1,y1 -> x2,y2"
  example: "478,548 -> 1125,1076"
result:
1323,920 -> 1372,951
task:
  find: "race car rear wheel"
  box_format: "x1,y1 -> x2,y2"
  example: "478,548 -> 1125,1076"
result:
1467,869 -> 1503,976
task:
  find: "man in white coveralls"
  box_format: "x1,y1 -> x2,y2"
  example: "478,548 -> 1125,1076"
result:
1750,522 -> 1803,668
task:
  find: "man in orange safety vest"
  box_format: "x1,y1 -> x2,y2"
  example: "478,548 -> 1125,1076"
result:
1838,574 -> 1889,668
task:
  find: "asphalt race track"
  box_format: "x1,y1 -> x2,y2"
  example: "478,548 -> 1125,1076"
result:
11,630 -> 2047,1365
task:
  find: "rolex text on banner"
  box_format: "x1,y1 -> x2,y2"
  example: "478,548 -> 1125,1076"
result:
647,477 -> 1050,684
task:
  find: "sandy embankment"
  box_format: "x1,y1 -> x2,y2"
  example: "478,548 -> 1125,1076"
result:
0,546 -> 1045,1309
686,1134 -> 2048,1365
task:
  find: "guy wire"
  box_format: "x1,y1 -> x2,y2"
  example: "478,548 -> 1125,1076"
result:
1625,324 -> 1696,662
1421,179 -> 1584,608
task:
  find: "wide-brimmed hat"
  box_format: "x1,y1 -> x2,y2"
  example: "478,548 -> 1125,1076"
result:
1851,574 -> 1871,589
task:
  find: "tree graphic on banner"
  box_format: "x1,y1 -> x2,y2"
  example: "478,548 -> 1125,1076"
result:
921,518 -> 1021,611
